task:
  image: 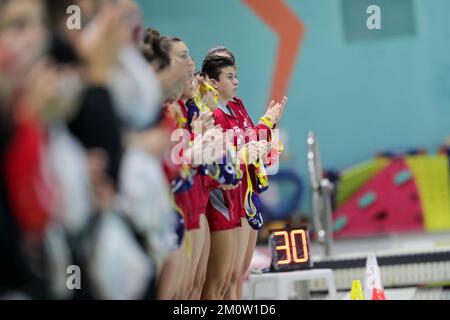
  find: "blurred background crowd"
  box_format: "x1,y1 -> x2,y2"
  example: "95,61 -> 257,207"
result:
0,0 -> 195,299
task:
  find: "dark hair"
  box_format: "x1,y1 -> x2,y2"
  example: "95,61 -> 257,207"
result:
206,46 -> 236,64
142,28 -> 182,71
201,56 -> 235,81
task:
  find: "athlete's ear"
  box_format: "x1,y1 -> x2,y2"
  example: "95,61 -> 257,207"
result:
210,78 -> 219,90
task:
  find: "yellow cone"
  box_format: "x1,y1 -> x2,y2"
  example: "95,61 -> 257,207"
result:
350,280 -> 365,300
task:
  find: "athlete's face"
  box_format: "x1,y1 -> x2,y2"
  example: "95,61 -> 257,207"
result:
171,41 -> 192,65
213,66 -> 238,102
181,66 -> 197,100
0,0 -> 49,70
171,40 -> 195,100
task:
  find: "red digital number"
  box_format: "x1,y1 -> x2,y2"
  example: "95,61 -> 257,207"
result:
273,229 -> 309,266
274,231 -> 291,265
291,229 -> 309,263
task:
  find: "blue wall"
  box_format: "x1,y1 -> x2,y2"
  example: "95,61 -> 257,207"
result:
138,0 -> 450,215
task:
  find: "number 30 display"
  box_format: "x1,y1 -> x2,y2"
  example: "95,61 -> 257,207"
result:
269,228 -> 313,272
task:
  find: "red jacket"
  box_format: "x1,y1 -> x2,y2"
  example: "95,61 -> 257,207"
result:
213,97 -> 272,218
4,117 -> 53,234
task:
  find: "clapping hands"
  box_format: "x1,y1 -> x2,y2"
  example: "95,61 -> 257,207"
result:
260,96 -> 288,127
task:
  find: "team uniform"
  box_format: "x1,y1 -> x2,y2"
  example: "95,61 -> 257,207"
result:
186,99 -> 243,232
213,97 -> 272,229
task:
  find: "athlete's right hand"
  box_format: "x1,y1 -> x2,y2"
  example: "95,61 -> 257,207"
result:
238,141 -> 260,164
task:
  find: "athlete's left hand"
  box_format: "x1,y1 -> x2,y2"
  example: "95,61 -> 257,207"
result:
261,96 -> 288,126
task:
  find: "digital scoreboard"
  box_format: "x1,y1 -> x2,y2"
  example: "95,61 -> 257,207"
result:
269,228 -> 313,272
